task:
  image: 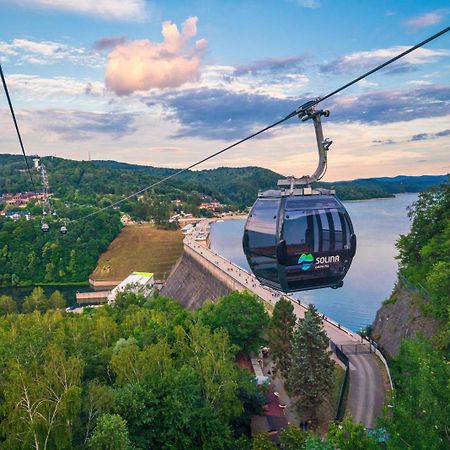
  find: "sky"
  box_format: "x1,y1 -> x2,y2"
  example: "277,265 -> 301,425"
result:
0,0 -> 449,181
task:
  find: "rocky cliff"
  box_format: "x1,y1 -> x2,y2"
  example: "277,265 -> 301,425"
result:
371,281 -> 438,358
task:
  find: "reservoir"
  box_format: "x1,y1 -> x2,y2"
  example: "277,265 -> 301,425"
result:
210,193 -> 418,332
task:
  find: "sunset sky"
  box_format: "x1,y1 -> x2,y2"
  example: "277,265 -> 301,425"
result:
0,0 -> 449,181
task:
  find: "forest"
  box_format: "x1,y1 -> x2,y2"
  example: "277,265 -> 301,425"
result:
1,154 -> 447,209
0,207 -> 121,286
0,290 -> 378,450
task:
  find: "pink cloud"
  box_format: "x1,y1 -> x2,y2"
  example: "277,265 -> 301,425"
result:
105,17 -> 207,95
404,10 -> 448,31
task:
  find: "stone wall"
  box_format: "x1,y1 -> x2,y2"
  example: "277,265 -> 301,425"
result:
161,246 -> 244,309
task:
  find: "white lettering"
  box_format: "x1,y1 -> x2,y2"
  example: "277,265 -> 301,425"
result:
316,255 -> 340,264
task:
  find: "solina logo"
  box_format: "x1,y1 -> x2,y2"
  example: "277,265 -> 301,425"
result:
298,253 -> 314,271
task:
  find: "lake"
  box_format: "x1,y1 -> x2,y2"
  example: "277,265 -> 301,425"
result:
209,193 -> 418,332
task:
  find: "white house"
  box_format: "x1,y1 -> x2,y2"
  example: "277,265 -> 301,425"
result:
107,272 -> 155,305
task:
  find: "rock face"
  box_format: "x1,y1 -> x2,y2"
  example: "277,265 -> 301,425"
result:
161,251 -> 231,309
371,282 -> 438,358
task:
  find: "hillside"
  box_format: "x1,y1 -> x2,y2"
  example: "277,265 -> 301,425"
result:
0,154 -> 447,208
370,183 -> 449,449
91,224 -> 184,281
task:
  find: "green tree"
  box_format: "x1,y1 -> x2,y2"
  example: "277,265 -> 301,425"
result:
200,292 -> 269,354
87,414 -> 131,450
327,417 -> 378,449
268,297 -> 296,377
22,287 -> 48,313
0,295 -> 17,315
252,433 -> 277,450
280,425 -> 308,449
303,435 -> 333,450
1,344 -> 83,449
383,337 -> 450,449
396,184 -> 449,320
286,305 -> 334,422
49,290 -> 66,310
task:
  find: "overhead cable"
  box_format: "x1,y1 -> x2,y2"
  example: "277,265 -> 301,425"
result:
0,63 -> 38,195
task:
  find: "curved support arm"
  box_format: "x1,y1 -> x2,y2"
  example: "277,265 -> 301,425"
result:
277,105 -> 332,190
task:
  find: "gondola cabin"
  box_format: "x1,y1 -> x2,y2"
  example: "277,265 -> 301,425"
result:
243,191 -> 356,293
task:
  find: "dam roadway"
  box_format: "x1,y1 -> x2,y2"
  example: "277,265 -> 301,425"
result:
181,221 -> 387,429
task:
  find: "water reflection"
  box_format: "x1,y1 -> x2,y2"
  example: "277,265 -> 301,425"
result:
210,193 -> 417,331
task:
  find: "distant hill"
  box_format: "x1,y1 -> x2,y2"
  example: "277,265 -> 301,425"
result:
0,153 -> 447,207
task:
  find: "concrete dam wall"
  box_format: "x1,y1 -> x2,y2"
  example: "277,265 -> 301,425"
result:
161,246 -> 245,309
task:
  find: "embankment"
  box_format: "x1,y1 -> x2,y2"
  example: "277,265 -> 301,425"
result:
161,247 -> 242,309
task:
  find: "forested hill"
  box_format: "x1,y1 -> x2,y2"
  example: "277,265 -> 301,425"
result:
0,154 -> 447,207
370,183 -> 449,449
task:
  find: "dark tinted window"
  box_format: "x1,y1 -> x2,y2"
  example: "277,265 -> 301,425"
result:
318,210 -> 331,251
246,199 -> 279,234
282,211 -> 314,256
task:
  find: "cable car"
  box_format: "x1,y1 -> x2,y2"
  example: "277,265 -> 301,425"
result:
243,102 -> 356,293
41,222 -> 49,232
60,225 -> 67,234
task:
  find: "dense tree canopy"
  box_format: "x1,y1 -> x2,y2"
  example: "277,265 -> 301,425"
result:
397,183 -> 449,320
0,208 -> 121,286
198,291 -> 270,355
0,290 -> 268,449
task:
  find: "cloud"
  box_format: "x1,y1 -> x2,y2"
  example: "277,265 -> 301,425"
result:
7,0 -> 148,22
320,46 -> 449,74
404,9 -> 449,31
29,109 -> 137,140
326,84 -> 450,125
105,17 -> 207,95
409,129 -> 450,141
5,74 -> 105,98
233,56 -> 308,76
93,36 -> 127,51
144,88 -> 299,140
0,38 -> 102,67
145,83 -> 450,141
372,139 -> 396,145
296,0 -> 320,8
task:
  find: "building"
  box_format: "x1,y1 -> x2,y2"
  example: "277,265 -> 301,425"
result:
181,223 -> 194,234
107,272 -> 155,305
4,210 -> 31,221
120,214 -> 134,225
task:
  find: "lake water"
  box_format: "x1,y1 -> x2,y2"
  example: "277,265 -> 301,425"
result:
210,193 -> 418,332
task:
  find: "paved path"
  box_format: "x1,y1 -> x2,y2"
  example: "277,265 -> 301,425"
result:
184,221 -> 387,428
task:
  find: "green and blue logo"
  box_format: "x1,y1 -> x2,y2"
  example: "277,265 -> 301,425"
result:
298,253 -> 314,271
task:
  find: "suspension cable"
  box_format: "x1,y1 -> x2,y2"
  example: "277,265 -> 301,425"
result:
0,63 -> 38,195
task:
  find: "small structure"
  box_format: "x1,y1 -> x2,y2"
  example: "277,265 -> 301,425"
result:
76,291 -> 110,305
181,223 -> 194,234
107,271 -> 155,305
5,210 -> 31,221
120,214 -> 133,225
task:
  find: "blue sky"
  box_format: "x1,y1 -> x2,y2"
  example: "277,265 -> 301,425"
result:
0,0 -> 449,180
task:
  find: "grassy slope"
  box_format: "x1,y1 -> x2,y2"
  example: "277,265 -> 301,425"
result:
90,224 -> 184,281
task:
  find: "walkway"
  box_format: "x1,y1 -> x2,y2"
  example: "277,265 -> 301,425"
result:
184,222 -> 386,428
